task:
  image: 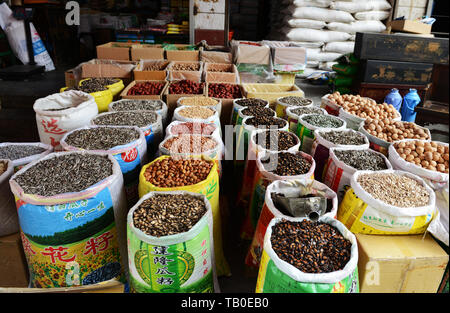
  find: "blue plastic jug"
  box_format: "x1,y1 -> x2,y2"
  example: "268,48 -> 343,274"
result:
384,88 -> 403,112
401,89 -> 421,122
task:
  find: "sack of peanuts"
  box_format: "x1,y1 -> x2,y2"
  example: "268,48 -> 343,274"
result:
0,142 -> 53,173
158,134 -> 224,175
245,179 -> 338,271
231,98 -> 269,126
237,129 -> 300,213
338,170 -> 436,235
296,114 -> 347,154
286,106 -> 328,133
108,99 -> 169,128
33,90 -> 99,151
138,155 -> 230,277
388,140 -> 449,245
173,105 -> 221,132
177,96 -> 222,117
241,150 -> 316,240
90,110 -> 163,158
127,191 -> 219,293
311,129 -> 370,182
255,216 -> 359,293
323,147 -> 392,202
0,159 -> 19,236
9,151 -> 128,288
61,125 -> 148,207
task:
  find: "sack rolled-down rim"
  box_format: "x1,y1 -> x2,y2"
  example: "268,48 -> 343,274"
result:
313,128 -> 370,151
0,142 -> 54,168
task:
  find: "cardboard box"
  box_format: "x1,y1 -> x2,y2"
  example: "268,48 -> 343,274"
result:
80,59 -> 137,83
204,63 -> 239,83
167,61 -> 204,82
96,42 -> 133,60
165,45 -> 200,61
133,60 -> 171,81
356,233 -> 449,293
120,80 -> 169,100
0,233 -> 29,288
165,80 -> 207,113
200,51 -> 233,64
131,44 -> 164,61
64,69 -> 77,88
388,20 -> 432,35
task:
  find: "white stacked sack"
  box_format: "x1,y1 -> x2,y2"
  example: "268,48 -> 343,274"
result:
269,0 -> 391,77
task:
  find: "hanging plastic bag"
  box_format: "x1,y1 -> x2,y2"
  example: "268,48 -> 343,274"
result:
127,191 -> 219,293
255,216 -> 359,293
245,179 -> 338,270
9,151 -> 128,288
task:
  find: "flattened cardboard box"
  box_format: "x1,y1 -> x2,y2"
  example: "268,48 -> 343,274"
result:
356,233 -> 449,293
0,233 -> 28,288
200,51 -> 233,64
96,42 -> 133,60
120,80 -> 169,100
131,44 -> 165,61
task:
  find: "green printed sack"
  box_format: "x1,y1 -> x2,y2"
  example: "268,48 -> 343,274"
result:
127,191 -> 219,293
256,216 -> 359,293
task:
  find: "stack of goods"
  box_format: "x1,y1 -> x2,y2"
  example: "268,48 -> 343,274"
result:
268,0 -> 390,76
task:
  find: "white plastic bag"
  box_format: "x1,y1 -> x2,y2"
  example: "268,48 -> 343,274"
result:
286,19 -> 326,29
33,90 -> 99,151
354,11 -> 390,21
291,7 -> 355,23
287,28 -> 352,43
0,3 -> 55,71
292,0 -> 332,7
326,20 -> 387,34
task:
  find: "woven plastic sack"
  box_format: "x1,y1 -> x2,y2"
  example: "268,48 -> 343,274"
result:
0,142 -> 53,173
127,191 -> 219,293
108,99 -> 169,127
33,90 -> 99,151
338,170 -> 436,235
255,216 -> 359,293
9,151 -> 128,288
286,106 -> 328,133
245,179 -> 338,270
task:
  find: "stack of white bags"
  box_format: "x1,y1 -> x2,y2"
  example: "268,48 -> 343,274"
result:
268,0 -> 391,77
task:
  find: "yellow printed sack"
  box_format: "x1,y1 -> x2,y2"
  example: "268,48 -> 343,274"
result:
338,170 -> 436,235
79,78 -> 125,100
138,155 -> 230,277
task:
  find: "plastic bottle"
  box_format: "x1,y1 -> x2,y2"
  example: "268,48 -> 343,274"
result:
384,88 -> 403,113
401,89 -> 421,122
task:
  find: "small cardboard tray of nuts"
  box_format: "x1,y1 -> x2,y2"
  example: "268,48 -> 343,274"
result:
167,61 -> 204,82
133,60 -> 171,81
242,83 -> 305,106
120,80 -> 169,100
204,63 -> 239,83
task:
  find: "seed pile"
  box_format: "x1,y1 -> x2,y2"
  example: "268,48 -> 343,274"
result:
318,130 -> 367,146
178,106 -> 215,119
64,127 -> 140,151
357,172 -> 430,207
171,63 -> 200,71
93,111 -> 158,128
143,158 -> 213,187
111,100 -> 162,111
179,96 -> 218,106
302,114 -> 344,128
291,106 -> 325,116
334,149 -> 388,171
170,122 -> 216,136
279,96 -> 313,106
133,194 -> 207,237
143,61 -> 169,71
0,160 -> 7,175
246,116 -> 287,129
241,106 -> 275,118
82,262 -> 121,285
0,145 -> 47,160
271,219 -> 352,273
127,82 -> 165,95
13,153 -> 112,196
80,78 -> 119,88
255,131 -> 298,151
393,141 -> 449,174
78,84 -> 108,93
262,152 -> 311,176
163,135 -> 217,153
207,64 -> 233,72
235,98 -> 268,107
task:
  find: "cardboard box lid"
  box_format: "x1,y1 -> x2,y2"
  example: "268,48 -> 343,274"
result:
96,42 -> 132,60
388,20 -> 432,34
357,233 -> 449,261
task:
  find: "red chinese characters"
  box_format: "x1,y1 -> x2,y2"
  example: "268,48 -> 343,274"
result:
83,232 -> 114,256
